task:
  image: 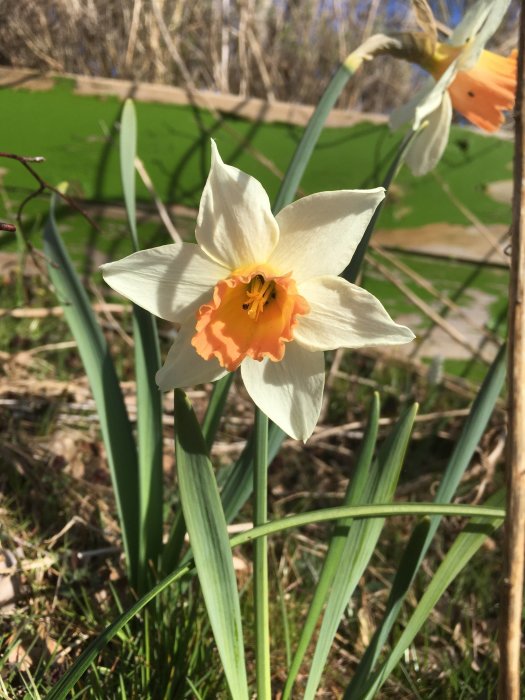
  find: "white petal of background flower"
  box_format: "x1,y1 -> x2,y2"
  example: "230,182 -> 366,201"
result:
390,59 -> 457,133
293,276 -> 415,351
269,189 -> 385,282
457,0 -> 512,70
404,91 -> 452,176
195,140 -> 280,270
449,0 -> 493,46
156,322 -> 228,390
241,343 -> 325,441
101,244 -> 225,323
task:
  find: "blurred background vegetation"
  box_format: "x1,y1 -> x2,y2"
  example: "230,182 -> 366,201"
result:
0,0 -> 520,113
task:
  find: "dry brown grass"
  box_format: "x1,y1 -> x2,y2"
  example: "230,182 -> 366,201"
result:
0,0 -> 518,115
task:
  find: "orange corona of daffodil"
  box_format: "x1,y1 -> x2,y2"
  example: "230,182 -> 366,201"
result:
390,0 -> 516,175
102,142 -> 414,440
425,43 -> 517,133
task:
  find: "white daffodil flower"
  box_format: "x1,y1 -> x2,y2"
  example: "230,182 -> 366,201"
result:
102,142 -> 414,441
391,0 -> 516,175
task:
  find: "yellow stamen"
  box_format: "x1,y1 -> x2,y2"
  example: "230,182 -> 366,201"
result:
243,274 -> 276,321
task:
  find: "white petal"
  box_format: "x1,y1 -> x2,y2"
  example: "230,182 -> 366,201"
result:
269,189 -> 385,282
293,277 -> 415,351
156,322 -> 228,390
241,343 -> 325,442
101,243 -> 225,323
457,0 -> 512,70
195,141 -> 279,270
449,0 -> 493,46
390,60 -> 456,133
404,91 -> 452,176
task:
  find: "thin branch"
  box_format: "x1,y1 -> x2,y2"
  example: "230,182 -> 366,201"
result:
0,152 -> 100,231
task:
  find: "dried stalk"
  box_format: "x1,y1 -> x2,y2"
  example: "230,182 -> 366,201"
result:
498,5 -> 525,698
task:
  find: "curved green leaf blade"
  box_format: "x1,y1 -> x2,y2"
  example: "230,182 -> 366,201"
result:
120,99 -> 163,587
282,393 -> 381,699
345,343 -> 506,698
174,390 -> 249,700
350,489 -> 505,700
303,402 -> 418,699
202,373 -> 235,452
43,195 -> 139,584
45,502 -> 503,698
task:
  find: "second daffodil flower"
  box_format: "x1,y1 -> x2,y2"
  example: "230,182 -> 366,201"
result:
102,143 -> 414,441
390,0 -> 516,175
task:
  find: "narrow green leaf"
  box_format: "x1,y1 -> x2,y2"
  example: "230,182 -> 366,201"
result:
282,393 -> 380,700
45,501 -> 503,699
345,343 -> 506,698
221,422 -> 285,524
174,390 -> 249,700
343,129 -> 417,284
120,99 -> 138,248
303,402 -> 419,700
202,373 -> 235,453
120,99 -> 163,588
43,196 -> 139,585
351,489 -> 505,700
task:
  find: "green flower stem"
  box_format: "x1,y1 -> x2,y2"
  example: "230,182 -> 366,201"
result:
254,408 -> 271,698
272,63 -> 355,214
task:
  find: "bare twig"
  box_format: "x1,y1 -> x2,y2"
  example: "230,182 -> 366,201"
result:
0,152 -> 100,231
499,5 -> 525,698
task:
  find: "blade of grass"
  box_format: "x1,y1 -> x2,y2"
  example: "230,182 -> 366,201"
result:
45,502 -> 504,699
345,342 -> 506,698
43,194 -> 139,585
174,389 -> 249,700
281,392 -> 381,700
350,489 -> 506,700
303,402 -> 419,699
120,99 -> 163,589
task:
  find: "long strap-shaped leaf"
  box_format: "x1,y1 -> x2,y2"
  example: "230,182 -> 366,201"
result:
349,489 -> 506,700
43,195 -> 140,585
174,390 -> 249,700
120,99 -> 163,589
45,502 -> 503,699
345,342 -> 506,698
281,393 -> 380,699
302,402 -> 418,699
